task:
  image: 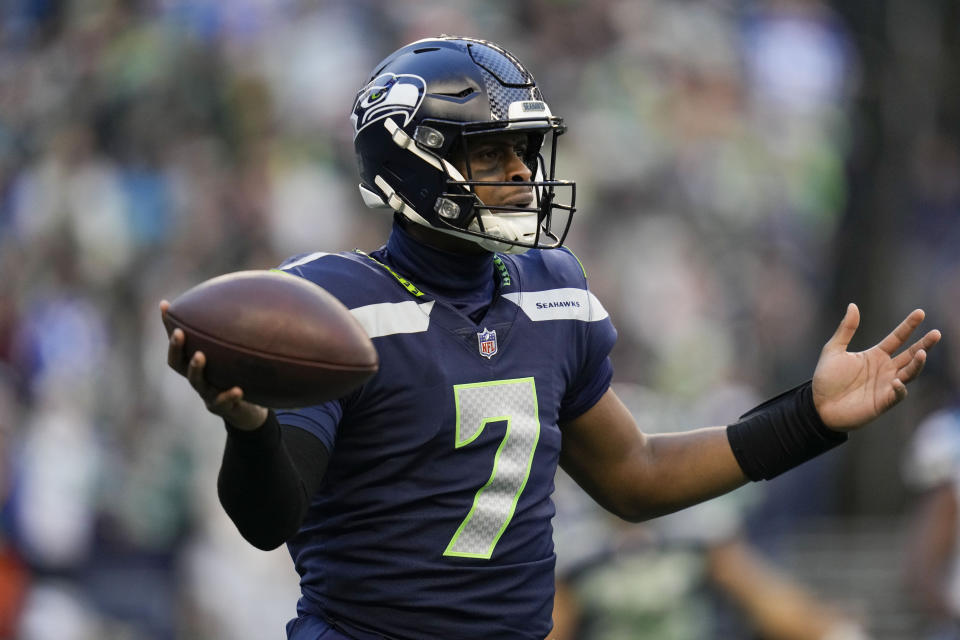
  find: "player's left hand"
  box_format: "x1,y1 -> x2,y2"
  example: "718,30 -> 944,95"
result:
812,303 -> 941,431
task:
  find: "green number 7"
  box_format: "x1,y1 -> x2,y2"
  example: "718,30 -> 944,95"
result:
444,378 -> 541,560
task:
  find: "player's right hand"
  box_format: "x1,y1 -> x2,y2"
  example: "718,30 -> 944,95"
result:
161,300 -> 269,431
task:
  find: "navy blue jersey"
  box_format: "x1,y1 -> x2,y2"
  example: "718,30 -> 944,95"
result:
275,239 -> 616,639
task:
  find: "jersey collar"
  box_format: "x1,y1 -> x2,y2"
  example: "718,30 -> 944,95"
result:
382,221 -> 496,298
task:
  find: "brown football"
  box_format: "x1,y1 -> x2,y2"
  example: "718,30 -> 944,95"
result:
162,270 -> 378,408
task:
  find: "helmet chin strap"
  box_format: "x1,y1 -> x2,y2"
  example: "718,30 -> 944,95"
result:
467,210 -> 539,254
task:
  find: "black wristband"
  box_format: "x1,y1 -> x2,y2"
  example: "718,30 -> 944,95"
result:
224,409 -> 280,455
726,381 -> 847,481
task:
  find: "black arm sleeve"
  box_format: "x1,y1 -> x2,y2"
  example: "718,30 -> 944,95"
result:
216,410 -> 329,550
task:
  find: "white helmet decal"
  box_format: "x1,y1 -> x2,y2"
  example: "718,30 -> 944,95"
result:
351,73 -> 427,138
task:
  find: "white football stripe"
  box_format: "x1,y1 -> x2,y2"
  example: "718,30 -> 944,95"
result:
502,288 -> 608,322
350,300 -> 435,338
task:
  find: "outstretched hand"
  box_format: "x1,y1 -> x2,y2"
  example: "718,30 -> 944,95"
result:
812,303 -> 941,431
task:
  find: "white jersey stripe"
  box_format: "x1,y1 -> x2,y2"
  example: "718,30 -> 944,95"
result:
280,251 -> 331,271
350,300 -> 435,338
502,288 -> 608,322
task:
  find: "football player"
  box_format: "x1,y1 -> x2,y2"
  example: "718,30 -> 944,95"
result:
161,36 -> 940,639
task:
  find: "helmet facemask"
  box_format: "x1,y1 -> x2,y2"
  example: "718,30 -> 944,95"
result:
426,116 -> 576,254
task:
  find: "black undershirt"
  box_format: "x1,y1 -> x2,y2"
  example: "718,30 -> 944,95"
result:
217,410 -> 329,550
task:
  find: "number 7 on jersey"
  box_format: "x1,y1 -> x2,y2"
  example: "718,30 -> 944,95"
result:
444,378 -> 541,560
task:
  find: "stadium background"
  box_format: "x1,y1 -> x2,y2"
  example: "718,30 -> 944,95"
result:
0,0 -> 957,637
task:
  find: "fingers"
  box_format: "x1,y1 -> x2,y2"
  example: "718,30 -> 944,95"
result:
161,299 -> 253,419
167,327 -> 187,372
892,325 -> 941,386
890,378 -> 908,405
891,328 -> 942,370
825,303 -> 860,352
209,386 -> 245,412
898,347 -> 927,382
920,327 -> 942,351
171,339 -> 250,417
166,327 -> 215,399
166,326 -> 210,392
185,350 -> 204,387
163,299 -> 189,374
877,308 -> 925,355
186,351 -> 217,402
168,330 -> 216,399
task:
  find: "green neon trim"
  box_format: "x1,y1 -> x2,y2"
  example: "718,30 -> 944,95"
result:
354,250 -> 425,298
455,413 -> 509,448
492,254 -> 512,287
565,247 -> 588,278
444,377 -> 540,560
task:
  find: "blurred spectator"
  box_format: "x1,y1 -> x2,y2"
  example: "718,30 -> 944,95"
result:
903,402 -> 960,639
742,0 -> 854,121
0,372 -> 28,636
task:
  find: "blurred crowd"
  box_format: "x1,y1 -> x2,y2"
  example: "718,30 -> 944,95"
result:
0,0 -> 958,638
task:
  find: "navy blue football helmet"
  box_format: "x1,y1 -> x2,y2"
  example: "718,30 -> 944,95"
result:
351,36 -> 575,254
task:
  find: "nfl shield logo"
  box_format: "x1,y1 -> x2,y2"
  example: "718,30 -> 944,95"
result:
477,328 -> 498,359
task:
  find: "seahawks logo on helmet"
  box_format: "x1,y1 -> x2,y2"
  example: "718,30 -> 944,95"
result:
351,73 -> 427,138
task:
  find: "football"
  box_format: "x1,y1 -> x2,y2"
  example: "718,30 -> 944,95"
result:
162,270 -> 378,408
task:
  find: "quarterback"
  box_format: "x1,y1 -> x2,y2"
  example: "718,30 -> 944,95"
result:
162,36 -> 940,639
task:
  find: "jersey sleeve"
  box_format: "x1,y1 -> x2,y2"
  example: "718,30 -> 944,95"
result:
555,248 -> 618,423
275,401 -> 344,453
